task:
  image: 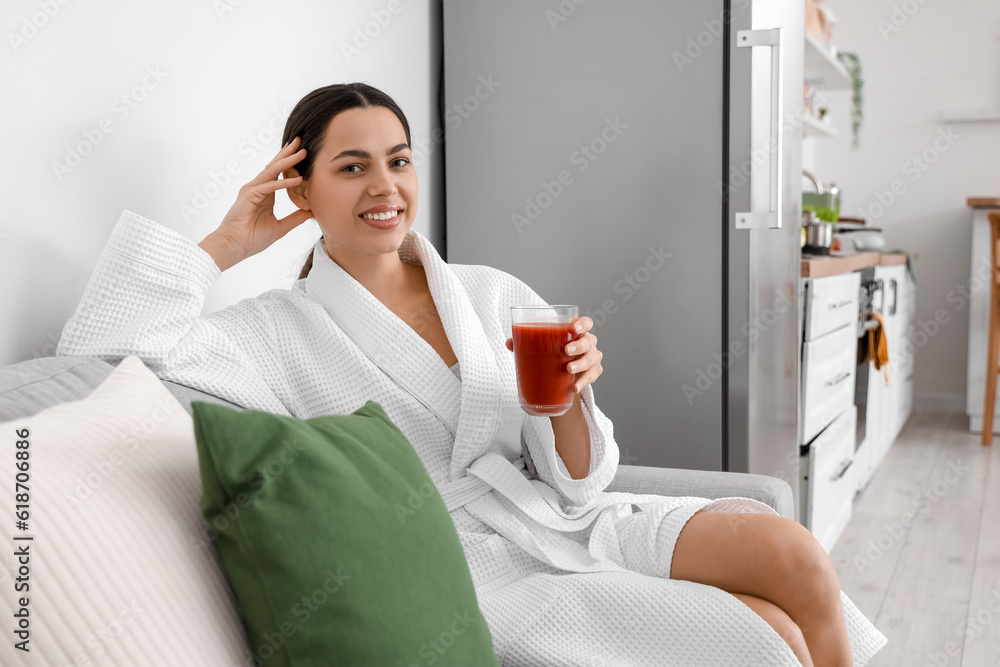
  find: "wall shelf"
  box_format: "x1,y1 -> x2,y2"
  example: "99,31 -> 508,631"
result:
941,110 -> 1000,123
803,114 -> 836,138
804,32 -> 850,90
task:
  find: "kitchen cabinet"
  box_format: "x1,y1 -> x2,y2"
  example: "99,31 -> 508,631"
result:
856,263 -> 915,490
798,259 -> 914,548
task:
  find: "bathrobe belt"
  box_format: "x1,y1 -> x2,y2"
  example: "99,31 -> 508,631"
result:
438,454 -> 528,512
441,452 -> 672,528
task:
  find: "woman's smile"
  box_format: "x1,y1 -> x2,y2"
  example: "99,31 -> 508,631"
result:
359,204 -> 404,229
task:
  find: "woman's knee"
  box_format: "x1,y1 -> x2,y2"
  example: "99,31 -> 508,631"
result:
671,512 -> 841,607
768,518 -> 841,597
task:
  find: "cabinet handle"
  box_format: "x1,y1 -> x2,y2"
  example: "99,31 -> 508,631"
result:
831,459 -> 853,482
890,278 -> 898,316
824,371 -> 851,387
872,278 -> 885,313
828,299 -> 853,309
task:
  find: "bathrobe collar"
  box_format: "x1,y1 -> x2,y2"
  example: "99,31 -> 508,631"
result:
303,230 -> 502,481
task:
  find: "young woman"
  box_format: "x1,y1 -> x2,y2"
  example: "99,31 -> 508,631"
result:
58,83 -> 885,666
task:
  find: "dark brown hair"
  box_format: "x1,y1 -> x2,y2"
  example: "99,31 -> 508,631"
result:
284,83 -> 411,280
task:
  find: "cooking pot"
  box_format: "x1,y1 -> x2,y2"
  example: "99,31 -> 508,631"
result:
802,211 -> 834,255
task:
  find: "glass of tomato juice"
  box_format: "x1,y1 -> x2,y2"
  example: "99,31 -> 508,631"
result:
510,305 -> 579,416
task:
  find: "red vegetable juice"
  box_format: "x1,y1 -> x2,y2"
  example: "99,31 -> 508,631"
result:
512,322 -> 577,416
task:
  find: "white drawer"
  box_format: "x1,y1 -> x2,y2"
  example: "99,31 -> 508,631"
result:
804,272 -> 861,342
801,324 -> 857,444
801,405 -> 856,552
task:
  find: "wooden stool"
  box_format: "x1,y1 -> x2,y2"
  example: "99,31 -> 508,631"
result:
982,211 -> 1000,445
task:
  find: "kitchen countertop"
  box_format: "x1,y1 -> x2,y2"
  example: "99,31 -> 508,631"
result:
801,251 -> 908,278
967,197 -> 1000,209
878,252 -> 909,267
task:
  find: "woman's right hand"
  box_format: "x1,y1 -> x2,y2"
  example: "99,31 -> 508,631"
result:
199,137 -> 313,271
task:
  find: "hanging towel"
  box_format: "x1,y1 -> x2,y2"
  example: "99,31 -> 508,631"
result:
867,311 -> 890,386
882,249 -> 917,284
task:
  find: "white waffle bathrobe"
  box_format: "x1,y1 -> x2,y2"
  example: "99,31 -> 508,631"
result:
58,211 -> 887,666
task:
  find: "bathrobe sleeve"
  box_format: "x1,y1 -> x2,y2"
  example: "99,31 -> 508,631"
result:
521,383 -> 620,509
56,209 -> 292,415
501,274 -> 620,508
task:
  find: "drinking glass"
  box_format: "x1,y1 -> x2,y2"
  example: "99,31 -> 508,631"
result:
510,305 -> 579,416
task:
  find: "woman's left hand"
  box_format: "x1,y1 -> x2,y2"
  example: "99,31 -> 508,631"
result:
505,316 -> 604,394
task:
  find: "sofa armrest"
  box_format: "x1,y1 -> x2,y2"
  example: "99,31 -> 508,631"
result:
606,465 -> 795,520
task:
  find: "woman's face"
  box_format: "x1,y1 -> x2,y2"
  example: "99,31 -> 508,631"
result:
289,106 -> 417,262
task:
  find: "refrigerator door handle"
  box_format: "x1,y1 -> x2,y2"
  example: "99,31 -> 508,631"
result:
735,28 -> 783,230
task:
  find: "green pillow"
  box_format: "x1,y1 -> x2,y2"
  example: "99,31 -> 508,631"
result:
191,399 -> 499,667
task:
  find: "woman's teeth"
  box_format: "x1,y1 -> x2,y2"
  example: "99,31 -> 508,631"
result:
362,210 -> 400,221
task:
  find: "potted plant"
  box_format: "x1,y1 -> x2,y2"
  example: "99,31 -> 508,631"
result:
836,51 -> 863,149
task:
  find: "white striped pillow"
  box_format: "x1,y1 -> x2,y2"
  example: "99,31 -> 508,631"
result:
0,356 -> 249,666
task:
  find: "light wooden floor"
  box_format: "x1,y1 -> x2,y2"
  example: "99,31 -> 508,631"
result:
830,408 -> 1000,666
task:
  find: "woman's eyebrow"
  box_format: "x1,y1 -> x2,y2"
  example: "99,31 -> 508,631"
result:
330,144 -> 411,162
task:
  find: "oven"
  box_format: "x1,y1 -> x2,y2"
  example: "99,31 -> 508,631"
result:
854,267 -> 883,454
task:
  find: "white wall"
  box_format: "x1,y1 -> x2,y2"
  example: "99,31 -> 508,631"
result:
0,0 -> 443,365
808,0 -> 1000,409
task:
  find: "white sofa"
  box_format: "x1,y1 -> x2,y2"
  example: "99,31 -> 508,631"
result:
0,355 -> 793,664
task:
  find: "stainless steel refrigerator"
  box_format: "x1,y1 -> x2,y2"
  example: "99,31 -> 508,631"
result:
442,0 -> 804,513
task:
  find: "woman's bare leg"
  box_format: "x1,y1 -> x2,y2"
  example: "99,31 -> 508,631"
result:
670,511 -> 852,667
732,593 -> 814,667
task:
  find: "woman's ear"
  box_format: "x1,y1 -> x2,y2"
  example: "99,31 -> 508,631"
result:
283,167 -> 310,212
